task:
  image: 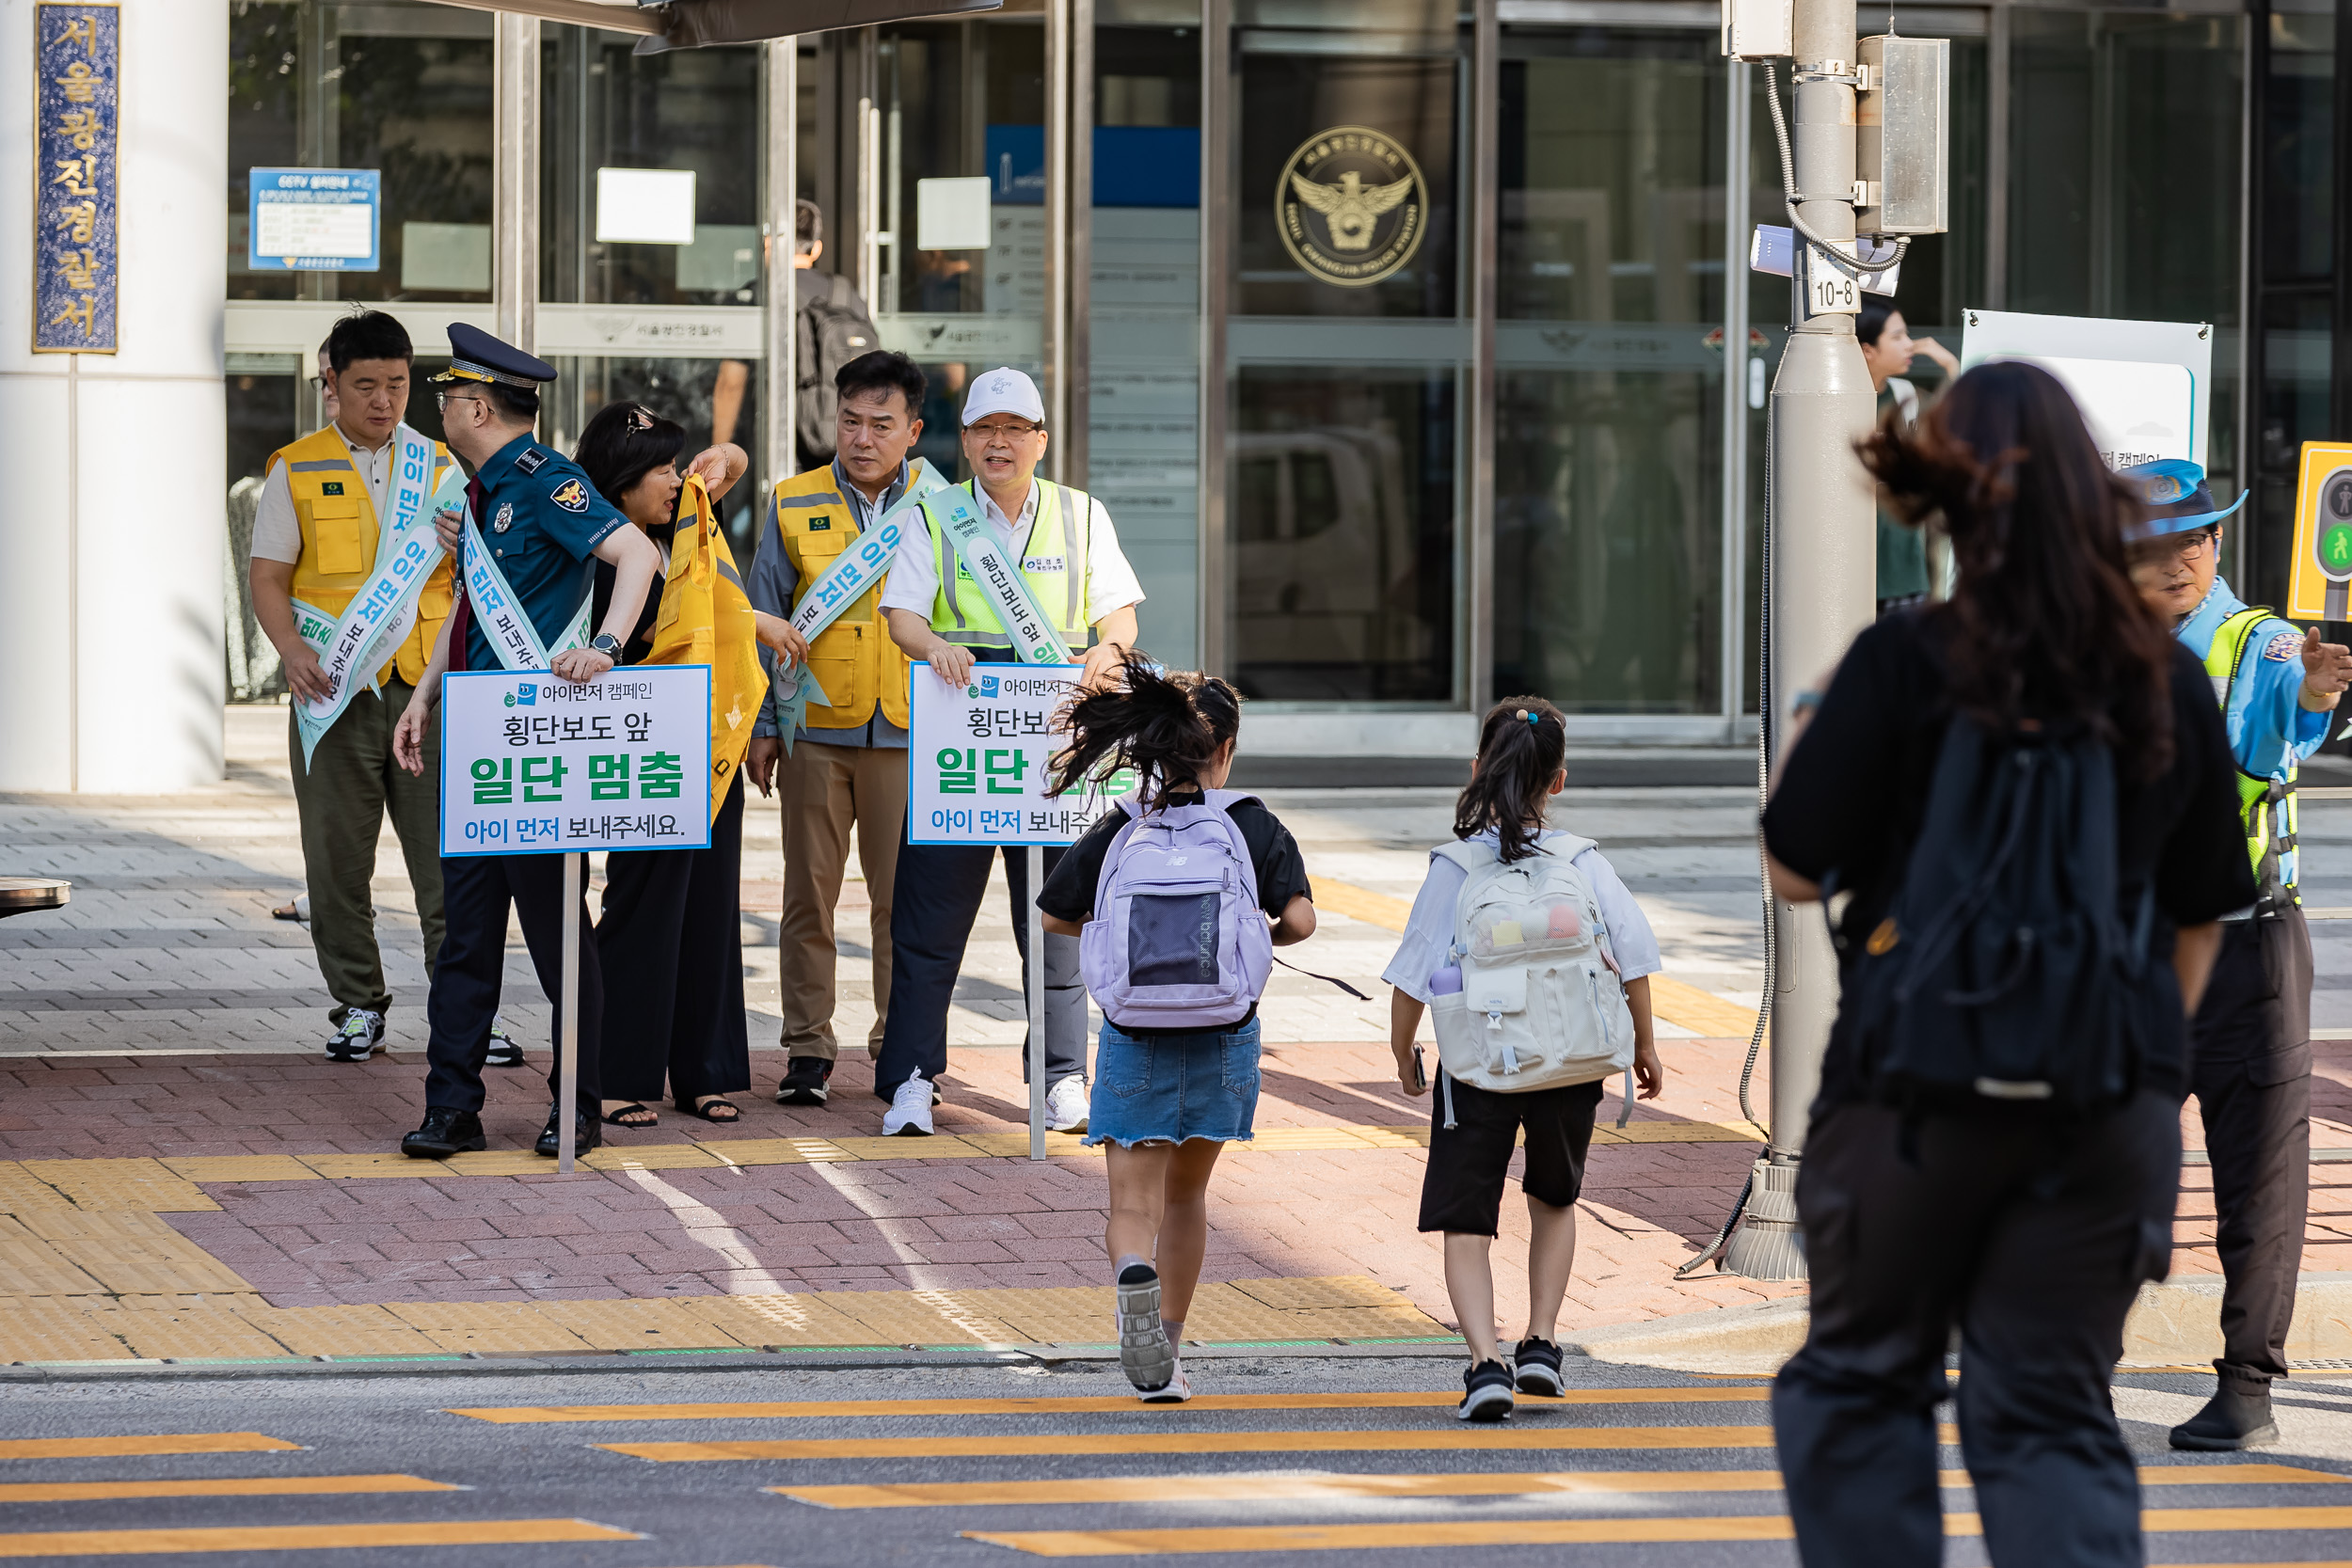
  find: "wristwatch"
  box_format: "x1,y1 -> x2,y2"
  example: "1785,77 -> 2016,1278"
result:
590,633 -> 624,659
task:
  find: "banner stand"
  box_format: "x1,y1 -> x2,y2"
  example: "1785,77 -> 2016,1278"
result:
1025,845 -> 1046,1162
560,852 -> 581,1174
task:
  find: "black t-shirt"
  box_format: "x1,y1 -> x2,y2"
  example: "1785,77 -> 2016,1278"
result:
1038,790 -> 1312,925
589,519 -> 671,665
1761,610 -> 2254,1103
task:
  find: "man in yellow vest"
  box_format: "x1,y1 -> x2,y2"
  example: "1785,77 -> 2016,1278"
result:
742,351 -> 926,1108
248,310 -> 516,1069
874,367 -> 1143,1137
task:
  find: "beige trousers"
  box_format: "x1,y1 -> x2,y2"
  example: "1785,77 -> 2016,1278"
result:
774,738 -> 907,1060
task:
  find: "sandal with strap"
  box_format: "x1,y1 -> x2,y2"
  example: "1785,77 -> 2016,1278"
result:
602,1102 -> 659,1128
679,1097 -> 742,1123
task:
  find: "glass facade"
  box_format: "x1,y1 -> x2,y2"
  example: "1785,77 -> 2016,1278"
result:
219,0 -> 2277,744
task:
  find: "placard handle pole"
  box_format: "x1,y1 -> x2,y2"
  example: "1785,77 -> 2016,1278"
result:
559,850 -> 580,1175
1026,844 -> 1046,1161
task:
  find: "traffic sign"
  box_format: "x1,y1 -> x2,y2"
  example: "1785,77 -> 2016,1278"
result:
2288,442 -> 2352,622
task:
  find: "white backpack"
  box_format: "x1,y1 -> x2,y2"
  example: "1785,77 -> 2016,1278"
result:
1428,834 -> 1636,1103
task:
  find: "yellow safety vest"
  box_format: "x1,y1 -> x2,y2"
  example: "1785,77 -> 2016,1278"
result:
267,425 -> 457,688
2202,605 -> 2299,911
767,465 -> 913,731
927,479 -> 1093,651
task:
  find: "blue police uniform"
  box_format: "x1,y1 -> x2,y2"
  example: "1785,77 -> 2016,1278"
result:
405,326 -> 634,1161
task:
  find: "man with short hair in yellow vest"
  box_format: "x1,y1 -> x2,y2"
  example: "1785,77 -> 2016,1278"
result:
247,309 -> 515,1069
2123,459 -> 2352,1451
875,367 -> 1144,1138
742,351 -> 927,1109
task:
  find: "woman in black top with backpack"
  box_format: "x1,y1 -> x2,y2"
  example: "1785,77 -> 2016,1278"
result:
1761,361 -> 2253,1567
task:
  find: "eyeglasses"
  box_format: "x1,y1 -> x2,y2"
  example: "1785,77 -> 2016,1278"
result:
968,421 -> 1044,444
436,390 -> 483,414
2131,527 -> 2217,568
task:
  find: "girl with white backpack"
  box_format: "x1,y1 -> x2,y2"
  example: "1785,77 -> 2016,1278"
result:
1385,697 -> 1666,1420
1038,657 -> 1317,1402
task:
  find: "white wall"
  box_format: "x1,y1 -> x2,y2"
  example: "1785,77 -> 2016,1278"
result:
0,0 -> 227,792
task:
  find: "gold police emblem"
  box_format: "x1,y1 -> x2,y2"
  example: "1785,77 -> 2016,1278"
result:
1277,127 -> 1427,288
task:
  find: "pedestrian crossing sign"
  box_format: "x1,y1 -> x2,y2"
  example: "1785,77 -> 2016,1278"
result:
2288,441 -> 2352,621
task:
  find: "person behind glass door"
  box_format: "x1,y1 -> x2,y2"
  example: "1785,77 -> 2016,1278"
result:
743,351 -> 928,1110
872,368 -> 1146,1138
1859,299 -> 1960,619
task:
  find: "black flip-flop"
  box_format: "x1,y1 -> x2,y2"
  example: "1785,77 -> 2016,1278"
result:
679,1098 -> 741,1123
602,1102 -> 659,1128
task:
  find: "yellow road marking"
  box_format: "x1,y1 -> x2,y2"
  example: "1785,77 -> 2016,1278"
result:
0,1433 -> 300,1461
453,1388 -> 1769,1424
607,1425 -> 1953,1462
0,1519 -> 639,1559
0,1475 -> 457,1505
777,1463 -> 2349,1509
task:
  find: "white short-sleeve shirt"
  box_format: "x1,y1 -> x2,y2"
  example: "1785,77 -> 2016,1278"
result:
1380,829 -> 1663,1005
878,477 -> 1144,628
248,425 -> 399,566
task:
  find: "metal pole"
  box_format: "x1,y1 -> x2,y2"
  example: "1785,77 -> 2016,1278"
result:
1721,59 -> 1753,736
1026,845 -> 1047,1159
559,851 -> 580,1174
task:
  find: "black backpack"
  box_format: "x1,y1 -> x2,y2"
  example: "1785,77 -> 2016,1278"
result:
795,272 -> 881,465
1835,716 -> 2158,1113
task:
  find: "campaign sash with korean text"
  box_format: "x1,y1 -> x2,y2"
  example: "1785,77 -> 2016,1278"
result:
929,483 -> 1068,667
461,509 -> 592,673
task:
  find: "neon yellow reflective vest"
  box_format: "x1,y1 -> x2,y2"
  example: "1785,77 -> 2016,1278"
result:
268,425 -> 457,688
767,465 -> 914,730
923,479 -> 1094,651
2203,605 -> 2299,911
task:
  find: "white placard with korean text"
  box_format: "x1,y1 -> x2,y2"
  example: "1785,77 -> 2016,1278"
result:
1960,309 -> 2213,472
439,667 -> 713,858
907,665 -> 1136,847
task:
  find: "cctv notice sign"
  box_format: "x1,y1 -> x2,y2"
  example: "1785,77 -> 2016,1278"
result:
907,665 -> 1136,847
439,667 -> 713,857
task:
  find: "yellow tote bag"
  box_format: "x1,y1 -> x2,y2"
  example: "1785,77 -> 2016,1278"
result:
647,475 -> 769,824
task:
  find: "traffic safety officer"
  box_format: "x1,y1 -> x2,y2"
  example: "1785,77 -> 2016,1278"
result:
873,367 -> 1144,1137
2123,458 -> 2352,1449
389,324 -> 663,1160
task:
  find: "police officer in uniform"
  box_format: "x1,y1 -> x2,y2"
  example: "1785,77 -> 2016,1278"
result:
2122,459 -> 2352,1448
874,367 -> 1144,1137
389,325 -> 664,1159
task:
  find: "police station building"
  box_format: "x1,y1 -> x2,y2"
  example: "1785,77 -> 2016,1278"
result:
0,0 -> 2324,789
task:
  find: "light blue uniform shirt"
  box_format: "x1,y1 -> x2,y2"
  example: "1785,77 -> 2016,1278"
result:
1381,829 -> 1662,1005
2176,576 -> 2330,889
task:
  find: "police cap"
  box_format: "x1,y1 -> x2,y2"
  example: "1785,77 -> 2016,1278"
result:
432,323 -> 557,389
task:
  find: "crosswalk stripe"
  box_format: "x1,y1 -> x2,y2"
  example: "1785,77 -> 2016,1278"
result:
0,1519 -> 640,1559
775,1463 -> 2350,1510
606,1425 -> 1970,1462
0,1474 -> 460,1504
0,1434 -> 300,1461
964,1507 -> 2352,1556
450,1388 -> 1769,1424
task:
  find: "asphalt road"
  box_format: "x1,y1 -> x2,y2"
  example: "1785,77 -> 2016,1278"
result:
5,1355 -> 2352,1566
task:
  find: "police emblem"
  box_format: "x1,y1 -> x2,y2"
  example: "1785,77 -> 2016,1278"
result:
493,501 -> 515,533
2264,629 -> 2304,662
1277,126 -> 1428,289
549,478 -> 589,514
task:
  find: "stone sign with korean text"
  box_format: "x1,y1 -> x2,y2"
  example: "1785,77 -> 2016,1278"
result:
35,3 -> 119,353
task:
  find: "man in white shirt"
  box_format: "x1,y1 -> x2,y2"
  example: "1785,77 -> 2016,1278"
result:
872,368 -> 1142,1135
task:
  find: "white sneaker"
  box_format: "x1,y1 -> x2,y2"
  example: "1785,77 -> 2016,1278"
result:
325,1008 -> 384,1063
1116,1264 -> 1176,1392
1045,1075 -> 1089,1133
484,1020 -> 523,1069
1140,1359 -> 1193,1403
882,1072 -> 935,1136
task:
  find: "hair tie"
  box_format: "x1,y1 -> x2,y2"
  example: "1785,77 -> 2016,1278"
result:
1518,708 -> 1537,727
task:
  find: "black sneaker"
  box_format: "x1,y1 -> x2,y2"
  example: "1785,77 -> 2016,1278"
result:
1513,1337 -> 1565,1397
1458,1359 -> 1516,1422
401,1107 -> 485,1160
2169,1381 -> 2280,1450
484,1022 -> 523,1069
775,1056 -> 834,1105
325,1008 -> 385,1063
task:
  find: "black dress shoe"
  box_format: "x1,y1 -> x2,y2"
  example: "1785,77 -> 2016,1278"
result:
2169,1381 -> 2280,1449
534,1104 -> 603,1158
401,1107 -> 486,1160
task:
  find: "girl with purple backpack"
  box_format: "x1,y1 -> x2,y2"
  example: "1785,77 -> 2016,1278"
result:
1039,657 -> 1318,1402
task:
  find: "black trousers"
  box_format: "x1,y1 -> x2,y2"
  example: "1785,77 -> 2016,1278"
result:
2188,907 -> 2313,1386
1772,1091 -> 2181,1568
595,775 -> 751,1106
423,851 -> 602,1119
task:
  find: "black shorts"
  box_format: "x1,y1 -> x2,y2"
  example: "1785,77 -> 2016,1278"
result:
1417,1071 -> 1606,1236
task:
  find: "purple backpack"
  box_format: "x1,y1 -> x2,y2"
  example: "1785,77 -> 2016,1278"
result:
1078,788 -> 1276,1030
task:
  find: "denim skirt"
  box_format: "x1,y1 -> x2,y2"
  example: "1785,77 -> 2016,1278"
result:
1084,1017 -> 1262,1147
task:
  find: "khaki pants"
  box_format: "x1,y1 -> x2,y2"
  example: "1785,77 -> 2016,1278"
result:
287,679 -> 444,1022
774,738 -> 907,1060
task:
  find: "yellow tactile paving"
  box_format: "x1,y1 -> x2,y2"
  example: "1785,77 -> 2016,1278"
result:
0,1234 -> 108,1294
539,1299 -> 755,1354
16,1159 -> 216,1212
229,1303 -> 442,1359
812,1288 -> 1024,1344
30,1215 -> 256,1296
0,1519 -> 639,1558
1227,1275 -> 1402,1312
159,1156 -> 318,1185
0,1297 -> 135,1361
86,1299 -> 294,1361
578,1145 -> 727,1172
382,1301 -> 598,1356
685,1293 -> 907,1349
695,1137 -> 857,1165
0,1162 -> 77,1212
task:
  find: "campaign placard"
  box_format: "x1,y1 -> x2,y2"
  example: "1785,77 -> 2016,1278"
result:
439,667 -> 713,857
1959,309 -> 2212,471
907,665 -> 1136,847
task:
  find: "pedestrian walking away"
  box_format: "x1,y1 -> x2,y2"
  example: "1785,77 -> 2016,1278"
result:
1761,361 -> 2255,1568
1383,697 -> 1665,1422
1036,657 -> 1317,1402
743,351 -> 929,1109
388,324 -> 664,1161
871,366 -> 1146,1136
2121,455 -> 2352,1449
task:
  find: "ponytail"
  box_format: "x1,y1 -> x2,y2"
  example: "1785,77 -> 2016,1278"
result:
1047,652 -> 1243,807
1454,697 -> 1566,863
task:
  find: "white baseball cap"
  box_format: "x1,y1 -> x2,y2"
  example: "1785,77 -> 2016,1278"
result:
962,367 -> 1046,427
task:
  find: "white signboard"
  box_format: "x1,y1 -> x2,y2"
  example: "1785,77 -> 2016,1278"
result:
439,666 -> 713,857
907,665 -> 1135,847
1960,309 -> 2212,472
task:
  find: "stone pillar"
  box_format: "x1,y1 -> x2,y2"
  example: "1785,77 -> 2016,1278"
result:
0,0 -> 227,791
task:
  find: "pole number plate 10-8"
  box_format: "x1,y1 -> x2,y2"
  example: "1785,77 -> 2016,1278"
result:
1800,243 -> 1862,317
